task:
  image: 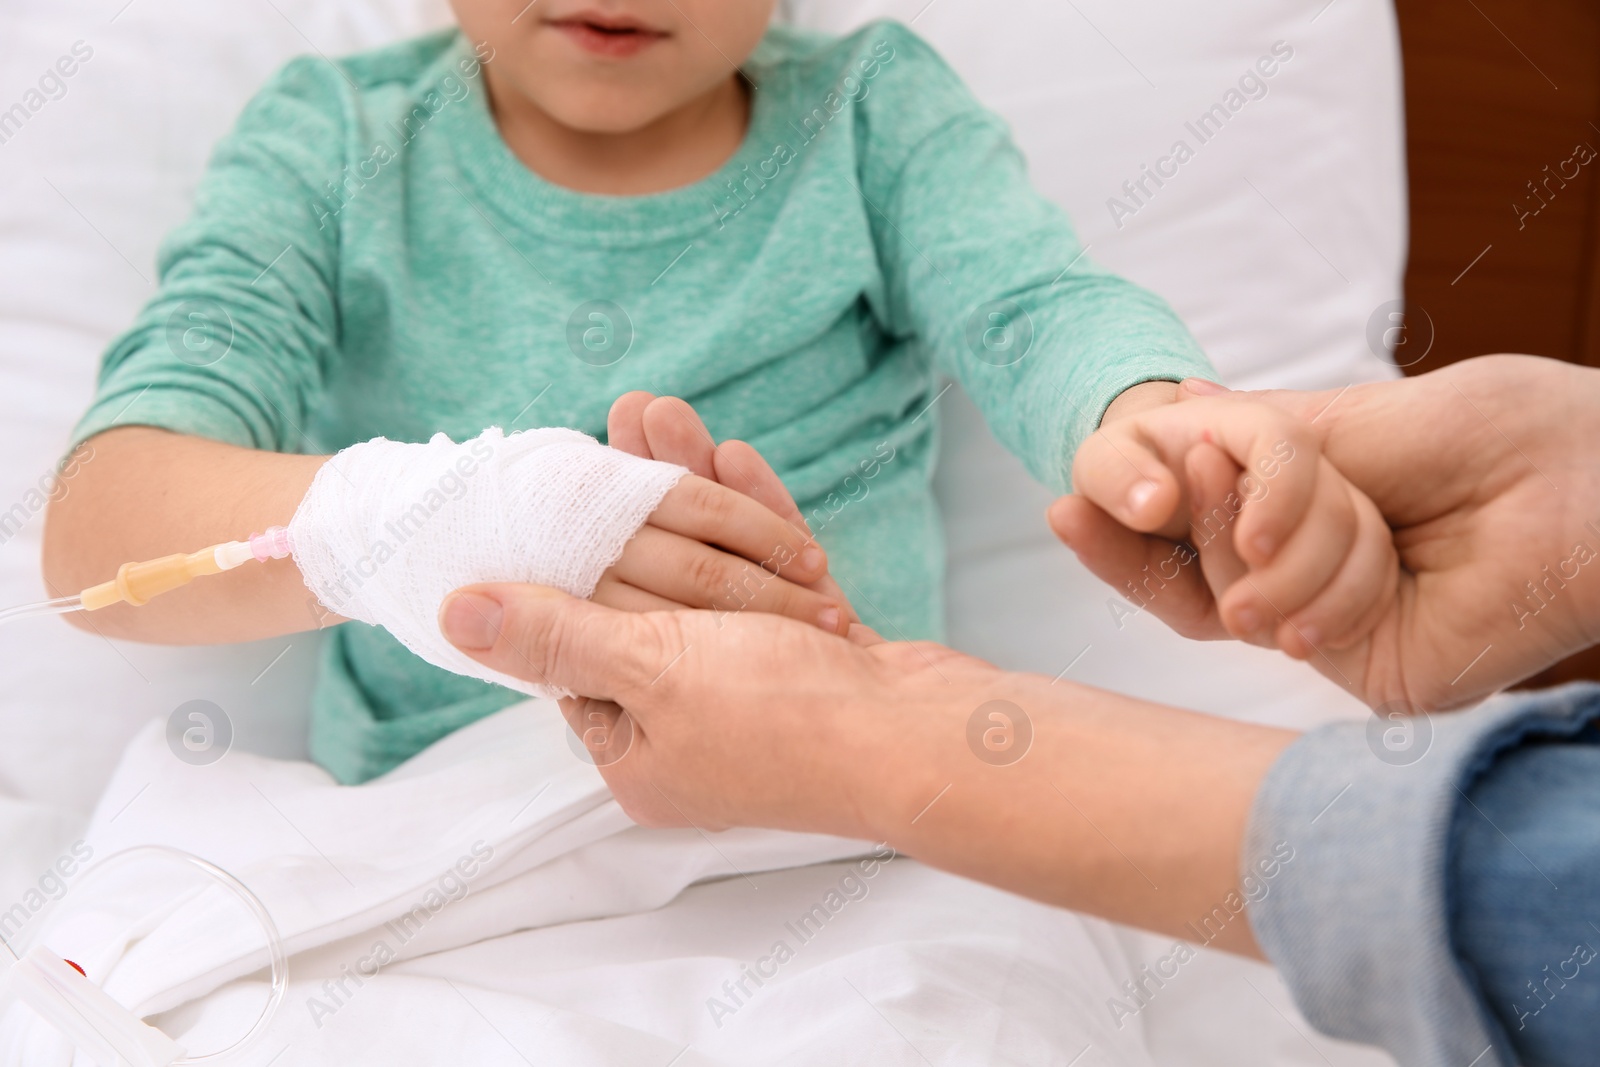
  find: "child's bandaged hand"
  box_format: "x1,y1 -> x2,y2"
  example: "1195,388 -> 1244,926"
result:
606,392 -> 859,627
1054,393 -> 1399,663
289,421 -> 848,700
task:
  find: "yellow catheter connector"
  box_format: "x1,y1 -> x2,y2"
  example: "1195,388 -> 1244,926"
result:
81,548 -> 226,611
75,527 -> 294,613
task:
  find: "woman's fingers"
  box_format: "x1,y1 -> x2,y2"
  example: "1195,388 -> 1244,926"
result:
651,475 -> 828,583
557,696 -> 632,766
610,524 -> 847,634
1048,494 -> 1226,640
641,396 -> 718,480
607,391 -> 656,458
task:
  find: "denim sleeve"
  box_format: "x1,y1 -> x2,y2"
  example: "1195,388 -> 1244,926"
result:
1241,683 -> 1600,1067
1451,723 -> 1600,1067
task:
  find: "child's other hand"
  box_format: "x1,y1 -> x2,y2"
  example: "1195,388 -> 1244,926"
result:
1052,393 -> 1399,668
599,391 -> 858,633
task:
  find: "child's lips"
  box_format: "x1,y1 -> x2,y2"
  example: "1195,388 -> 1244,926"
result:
547,16 -> 669,58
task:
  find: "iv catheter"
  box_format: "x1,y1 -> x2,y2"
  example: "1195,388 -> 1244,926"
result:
0,527 -> 293,627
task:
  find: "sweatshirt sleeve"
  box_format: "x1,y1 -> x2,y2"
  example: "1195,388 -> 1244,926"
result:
1242,683 -> 1600,1067
856,23 -> 1214,491
72,55 -> 349,454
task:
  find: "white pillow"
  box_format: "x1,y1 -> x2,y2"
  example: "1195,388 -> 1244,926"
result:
787,0 -> 1405,726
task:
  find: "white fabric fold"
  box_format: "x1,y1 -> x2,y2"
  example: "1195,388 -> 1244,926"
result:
0,703 -> 872,1065
0,703 -> 1184,1067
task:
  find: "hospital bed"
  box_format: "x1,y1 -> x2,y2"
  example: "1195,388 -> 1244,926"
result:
0,1 -> 1404,1062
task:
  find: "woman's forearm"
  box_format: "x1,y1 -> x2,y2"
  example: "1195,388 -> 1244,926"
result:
861,673 -> 1295,957
42,426 -> 334,644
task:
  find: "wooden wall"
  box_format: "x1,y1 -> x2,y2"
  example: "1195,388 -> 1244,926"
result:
1394,0 -> 1600,685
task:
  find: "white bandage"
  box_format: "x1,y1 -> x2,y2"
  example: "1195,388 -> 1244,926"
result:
289,427 -> 688,697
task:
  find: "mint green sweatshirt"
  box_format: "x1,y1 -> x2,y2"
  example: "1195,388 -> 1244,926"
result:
73,21 -> 1213,783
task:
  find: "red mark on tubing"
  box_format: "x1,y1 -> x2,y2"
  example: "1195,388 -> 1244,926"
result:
63,960 -> 86,977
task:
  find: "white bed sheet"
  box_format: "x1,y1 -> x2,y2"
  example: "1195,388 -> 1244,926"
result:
3,706 -> 1160,1067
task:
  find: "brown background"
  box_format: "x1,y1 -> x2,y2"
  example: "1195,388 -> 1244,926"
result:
1395,0 -> 1600,685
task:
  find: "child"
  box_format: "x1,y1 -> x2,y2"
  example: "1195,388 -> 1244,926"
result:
46,1 -> 1215,783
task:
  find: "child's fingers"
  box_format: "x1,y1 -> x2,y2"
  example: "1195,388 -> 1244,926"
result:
712,439 -> 812,535
1070,424 -> 1185,536
650,475 -> 828,583
1268,483 -> 1399,659
712,443 -> 860,622
591,574 -> 682,614
607,391 -> 656,457
804,573 -> 860,625
1184,403 -> 1321,567
1048,494 -> 1226,640
1217,456 -> 1358,637
1183,442 -> 1253,630
641,396 -> 717,480
609,524 -> 847,634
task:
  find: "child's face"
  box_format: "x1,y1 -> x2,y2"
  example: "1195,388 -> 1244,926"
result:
451,0 -> 777,134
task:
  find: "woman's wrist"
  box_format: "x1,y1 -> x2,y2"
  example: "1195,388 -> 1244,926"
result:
844,667 -> 1295,956
817,673 -> 971,846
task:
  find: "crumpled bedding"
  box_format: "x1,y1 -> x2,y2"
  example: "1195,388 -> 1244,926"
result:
0,702 -> 1161,1066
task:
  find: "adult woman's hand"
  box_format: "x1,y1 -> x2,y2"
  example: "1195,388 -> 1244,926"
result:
437,583 -> 1289,957
1054,355 -> 1600,712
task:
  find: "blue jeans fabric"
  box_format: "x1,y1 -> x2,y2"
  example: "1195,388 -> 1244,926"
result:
1451,720 -> 1600,1067
1243,683 -> 1600,1067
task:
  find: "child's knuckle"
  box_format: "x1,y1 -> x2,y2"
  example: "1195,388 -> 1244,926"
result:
685,550 -> 730,598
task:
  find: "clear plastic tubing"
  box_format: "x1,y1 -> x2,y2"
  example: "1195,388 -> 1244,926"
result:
0,594 -> 84,626
16,844 -> 289,1065
0,527 -> 293,628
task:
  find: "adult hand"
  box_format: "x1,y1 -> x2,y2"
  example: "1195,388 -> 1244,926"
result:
1054,355 -> 1600,711
444,585 -> 971,835
436,584 -> 1287,956
1067,392 -> 1399,659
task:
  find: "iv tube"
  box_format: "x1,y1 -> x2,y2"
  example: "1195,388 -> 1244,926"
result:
0,595 -> 84,626
14,845 -> 289,1064
0,528 -> 293,627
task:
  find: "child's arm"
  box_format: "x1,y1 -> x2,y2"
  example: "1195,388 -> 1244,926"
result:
45,425 -> 846,645
43,427 -> 330,644
858,26 -> 1215,488
46,54 -> 845,646
1056,393 -> 1400,673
